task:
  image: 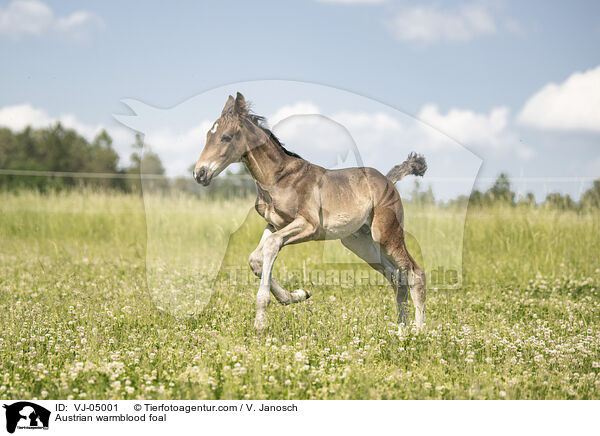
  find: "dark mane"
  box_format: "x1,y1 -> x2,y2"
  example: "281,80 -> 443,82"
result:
246,113 -> 303,159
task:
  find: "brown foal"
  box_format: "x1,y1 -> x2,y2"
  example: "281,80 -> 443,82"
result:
194,93 -> 427,331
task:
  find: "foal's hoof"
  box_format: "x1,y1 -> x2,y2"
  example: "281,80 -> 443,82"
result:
291,289 -> 311,303
254,318 -> 267,332
297,289 -> 311,299
396,323 -> 409,337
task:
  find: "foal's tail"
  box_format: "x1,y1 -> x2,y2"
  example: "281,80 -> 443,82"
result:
386,152 -> 427,183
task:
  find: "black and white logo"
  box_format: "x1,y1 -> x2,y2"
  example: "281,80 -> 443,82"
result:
3,402 -> 50,434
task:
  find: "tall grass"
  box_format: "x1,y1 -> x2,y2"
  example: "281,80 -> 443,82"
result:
0,190 -> 598,399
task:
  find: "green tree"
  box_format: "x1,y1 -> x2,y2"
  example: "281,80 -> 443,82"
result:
128,133 -> 165,175
517,192 -> 536,208
410,180 -> 435,206
486,173 -> 515,205
581,179 -> 600,210
544,192 -> 577,210
468,189 -> 486,207
0,124 -> 122,191
127,133 -> 167,192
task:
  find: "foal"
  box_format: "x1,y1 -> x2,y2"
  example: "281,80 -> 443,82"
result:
194,93 -> 427,331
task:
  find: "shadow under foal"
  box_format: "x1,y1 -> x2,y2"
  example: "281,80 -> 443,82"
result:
194,93 -> 427,331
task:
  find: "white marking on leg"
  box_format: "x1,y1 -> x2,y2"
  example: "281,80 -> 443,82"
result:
290,289 -> 310,303
254,235 -> 281,330
250,227 -> 294,305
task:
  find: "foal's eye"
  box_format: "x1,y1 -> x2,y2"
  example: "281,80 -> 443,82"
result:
221,135 -> 232,142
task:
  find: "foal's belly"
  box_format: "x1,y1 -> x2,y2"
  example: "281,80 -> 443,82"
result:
318,169 -> 374,239
258,195 -> 370,237
320,207 -> 370,239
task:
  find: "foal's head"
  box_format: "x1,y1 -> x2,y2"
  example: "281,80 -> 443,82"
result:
193,92 -> 251,186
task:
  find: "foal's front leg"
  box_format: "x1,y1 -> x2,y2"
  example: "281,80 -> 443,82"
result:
249,226 -> 311,306
254,218 -> 315,331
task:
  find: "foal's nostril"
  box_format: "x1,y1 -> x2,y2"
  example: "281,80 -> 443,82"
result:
194,167 -> 207,183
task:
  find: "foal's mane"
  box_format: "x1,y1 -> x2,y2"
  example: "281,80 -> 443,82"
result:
244,112 -> 303,160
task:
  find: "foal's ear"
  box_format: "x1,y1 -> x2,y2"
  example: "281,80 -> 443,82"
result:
222,95 -> 235,116
234,92 -> 248,115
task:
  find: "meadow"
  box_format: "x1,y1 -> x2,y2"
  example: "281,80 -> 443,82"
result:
0,190 -> 599,399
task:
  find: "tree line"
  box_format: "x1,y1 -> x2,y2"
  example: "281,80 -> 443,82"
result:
0,123 -> 598,208
437,173 -> 600,211
0,123 -> 256,198
0,124 -> 161,192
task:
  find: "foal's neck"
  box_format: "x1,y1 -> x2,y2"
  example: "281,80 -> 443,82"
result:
241,131 -> 299,187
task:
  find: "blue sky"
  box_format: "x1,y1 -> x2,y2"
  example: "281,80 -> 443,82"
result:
1,0 -> 599,200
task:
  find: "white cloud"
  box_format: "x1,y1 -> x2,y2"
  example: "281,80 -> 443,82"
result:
143,122 -> 212,176
389,2 -> 497,44
269,102 -> 320,126
418,104 -> 533,159
0,103 -> 102,137
0,0 -> 103,40
0,103 -> 51,130
518,65 -> 600,132
331,111 -> 405,152
268,101 -> 533,165
418,104 -> 509,148
329,104 -> 528,158
269,103 -> 405,153
274,115 -> 361,167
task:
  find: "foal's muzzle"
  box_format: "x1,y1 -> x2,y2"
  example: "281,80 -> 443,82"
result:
193,167 -> 211,186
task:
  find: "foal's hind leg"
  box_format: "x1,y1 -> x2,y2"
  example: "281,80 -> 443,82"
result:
249,225 -> 311,305
370,206 -> 426,328
341,227 -> 409,326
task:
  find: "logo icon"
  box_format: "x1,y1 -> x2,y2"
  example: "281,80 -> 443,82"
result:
3,402 -> 50,434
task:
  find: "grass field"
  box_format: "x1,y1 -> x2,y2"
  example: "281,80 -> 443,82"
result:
1,190 -> 599,399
